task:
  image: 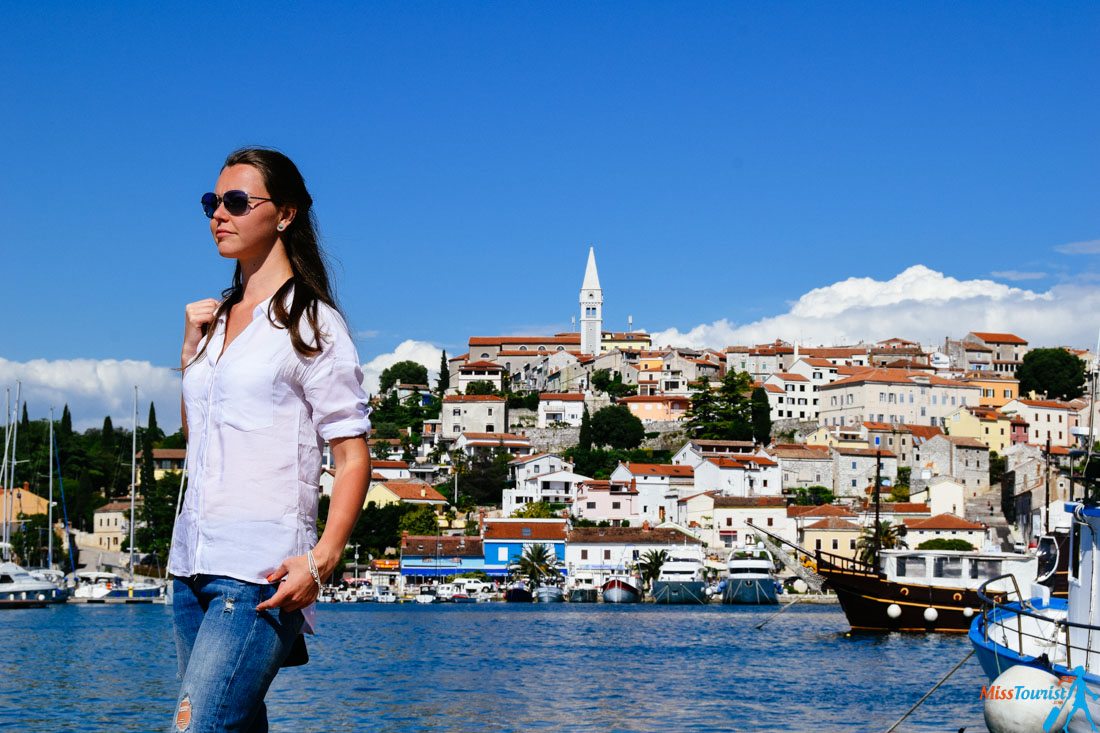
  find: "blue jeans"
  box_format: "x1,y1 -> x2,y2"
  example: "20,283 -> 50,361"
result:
171,575 -> 304,732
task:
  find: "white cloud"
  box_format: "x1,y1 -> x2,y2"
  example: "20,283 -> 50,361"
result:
0,358 -> 180,432
1055,239 -> 1100,255
360,339 -> 443,395
990,270 -> 1048,281
651,264 -> 1100,350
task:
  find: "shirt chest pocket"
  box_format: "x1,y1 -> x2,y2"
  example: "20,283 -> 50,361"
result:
217,360 -> 276,432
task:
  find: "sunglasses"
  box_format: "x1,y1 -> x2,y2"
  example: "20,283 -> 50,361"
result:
201,190 -> 274,218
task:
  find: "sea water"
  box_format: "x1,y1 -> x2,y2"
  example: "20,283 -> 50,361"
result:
1,603 -> 986,732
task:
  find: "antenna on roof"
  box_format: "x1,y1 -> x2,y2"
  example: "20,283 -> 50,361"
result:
628,315 -> 633,332
571,315 -> 576,332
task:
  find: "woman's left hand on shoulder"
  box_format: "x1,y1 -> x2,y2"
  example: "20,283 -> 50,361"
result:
255,555 -> 318,613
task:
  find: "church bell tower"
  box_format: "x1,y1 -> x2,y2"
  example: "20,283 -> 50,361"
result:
580,247 -> 603,355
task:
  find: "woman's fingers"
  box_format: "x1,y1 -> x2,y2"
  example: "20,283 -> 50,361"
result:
255,556 -> 318,613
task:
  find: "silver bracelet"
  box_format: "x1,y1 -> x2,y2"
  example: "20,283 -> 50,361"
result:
306,550 -> 323,590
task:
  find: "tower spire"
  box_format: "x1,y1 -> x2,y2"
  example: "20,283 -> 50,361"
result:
580,246 -> 603,355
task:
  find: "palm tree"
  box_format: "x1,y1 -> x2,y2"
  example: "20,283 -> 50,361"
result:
856,521 -> 908,566
509,543 -> 562,586
636,549 -> 669,596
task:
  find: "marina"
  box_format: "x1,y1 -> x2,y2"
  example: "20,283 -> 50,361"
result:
1,601 -> 985,732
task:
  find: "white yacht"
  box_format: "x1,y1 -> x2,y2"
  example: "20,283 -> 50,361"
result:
0,561 -> 69,608
652,546 -> 708,605
72,571 -> 164,601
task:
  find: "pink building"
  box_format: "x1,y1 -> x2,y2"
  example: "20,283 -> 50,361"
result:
573,480 -> 639,526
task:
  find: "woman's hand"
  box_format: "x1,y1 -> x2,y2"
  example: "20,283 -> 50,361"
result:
255,554 -> 319,613
181,298 -> 220,367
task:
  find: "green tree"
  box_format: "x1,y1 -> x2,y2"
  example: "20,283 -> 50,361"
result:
636,549 -> 669,595
464,380 -> 497,396
917,538 -> 975,551
399,505 -> 441,536
590,405 -> 645,450
591,369 -> 638,398
750,387 -> 772,445
459,449 -> 512,506
101,415 -> 115,450
990,452 -> 1006,488
379,360 -> 430,394
20,402 -> 29,434
794,485 -> 834,506
146,402 -> 164,444
133,472 -> 180,568
59,404 -> 72,442
578,405 -> 593,451
687,371 -> 754,441
10,513 -> 63,568
509,543 -> 562,585
437,350 -> 450,395
1017,348 -> 1087,401
856,521 -> 908,565
513,501 -> 555,519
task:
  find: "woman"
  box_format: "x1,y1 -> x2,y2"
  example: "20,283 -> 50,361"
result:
168,148 -> 372,732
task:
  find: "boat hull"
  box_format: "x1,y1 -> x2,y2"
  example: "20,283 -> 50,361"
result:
722,577 -> 779,605
815,555 -> 984,632
535,587 -> 564,603
504,588 -> 533,603
0,586 -> 69,609
651,581 -> 708,605
568,588 -> 598,603
601,579 -> 640,604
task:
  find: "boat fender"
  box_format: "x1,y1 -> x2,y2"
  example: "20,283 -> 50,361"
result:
953,592 -> 962,602
887,603 -> 902,619
36,593 -> 45,601
963,607 -> 975,618
923,607 -> 938,623
105,581 -> 111,590
984,665 -> 1067,733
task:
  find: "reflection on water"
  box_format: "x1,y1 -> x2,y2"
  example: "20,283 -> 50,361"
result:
1,603 -> 985,731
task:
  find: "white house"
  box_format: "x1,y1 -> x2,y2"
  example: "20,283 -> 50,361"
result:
693,456 -> 781,497
909,476 -> 966,518
503,453 -> 590,516
677,493 -> 792,549
452,432 -> 532,459
1001,398 -> 1078,448
441,394 -> 507,438
572,480 -> 639,526
671,439 -> 757,469
765,372 -> 817,421
608,462 -> 695,526
455,360 -> 506,394
564,526 -> 701,587
537,392 -> 587,428
818,368 -> 981,429
903,513 -> 987,549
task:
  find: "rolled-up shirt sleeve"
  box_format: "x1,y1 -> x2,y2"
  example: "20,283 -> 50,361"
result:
301,325 -> 372,441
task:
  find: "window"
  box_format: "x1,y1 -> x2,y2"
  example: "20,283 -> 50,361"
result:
452,409 -> 461,416
815,539 -> 822,550
586,502 -> 596,509
851,461 -> 857,469
726,517 -> 732,527
851,479 -> 857,488
849,539 -> 856,550
581,549 -> 588,560
832,539 -> 839,550
612,501 -> 621,509
897,556 -> 927,578
488,408 -> 493,416
933,557 -> 963,578
767,517 -> 774,527
604,550 -> 611,560
497,547 -> 508,561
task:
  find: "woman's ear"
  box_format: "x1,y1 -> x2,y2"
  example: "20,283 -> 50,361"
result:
277,205 -> 298,232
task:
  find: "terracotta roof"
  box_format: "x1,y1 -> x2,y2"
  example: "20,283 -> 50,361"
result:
540,392 -> 585,401
969,332 -> 1028,345
567,527 -> 698,544
943,436 -> 989,449
769,445 -> 833,460
763,384 -> 784,394
787,504 -> 858,518
483,520 -> 568,541
772,372 -> 809,382
619,394 -> 690,404
624,463 -> 694,477
804,517 -> 862,531
460,432 -> 530,442
401,535 -> 482,557
800,347 -> 869,359
469,335 -> 580,346
377,480 -> 447,503
907,425 -> 945,441
460,361 -> 504,371
798,358 -> 838,368
834,447 -> 896,458
691,439 -> 756,449
96,500 -> 139,513
712,496 -> 786,508
877,502 -> 931,514
134,448 -> 186,460
904,513 -> 985,530
1017,399 -> 1074,410
372,460 -> 410,469
497,350 -> 548,357
442,394 -> 506,403
508,453 -> 555,465
449,353 -> 470,362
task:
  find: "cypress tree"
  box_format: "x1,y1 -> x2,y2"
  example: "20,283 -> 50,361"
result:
437,350 -> 450,395
147,402 -> 163,443
20,403 -> 29,433
750,387 -> 772,447
140,405 -> 157,490
102,415 -> 115,448
579,405 -> 593,451
59,405 -> 72,441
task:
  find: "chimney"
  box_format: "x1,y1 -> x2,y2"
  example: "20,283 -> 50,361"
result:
642,520 -> 651,532
420,488 -> 426,498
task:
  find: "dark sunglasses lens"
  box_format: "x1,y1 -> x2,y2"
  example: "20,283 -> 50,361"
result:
222,190 -> 251,215
201,192 -> 218,218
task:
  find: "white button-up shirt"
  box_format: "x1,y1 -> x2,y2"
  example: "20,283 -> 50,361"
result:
168,293 -> 370,628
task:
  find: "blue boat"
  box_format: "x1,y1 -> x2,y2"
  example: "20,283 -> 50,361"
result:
969,502 -> 1097,731
722,547 -> 779,605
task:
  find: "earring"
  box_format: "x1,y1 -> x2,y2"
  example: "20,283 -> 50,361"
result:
277,222 -> 286,231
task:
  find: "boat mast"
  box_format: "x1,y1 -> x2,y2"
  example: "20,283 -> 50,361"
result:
130,385 -> 137,580
48,407 -> 54,570
4,383 -> 22,563
1083,328 -> 1100,503
1,388 -> 9,561
873,445 -> 882,569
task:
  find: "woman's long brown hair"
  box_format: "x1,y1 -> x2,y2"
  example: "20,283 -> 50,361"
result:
190,147 -> 340,365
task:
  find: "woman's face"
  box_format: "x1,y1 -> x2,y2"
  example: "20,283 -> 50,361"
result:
209,164 -> 285,261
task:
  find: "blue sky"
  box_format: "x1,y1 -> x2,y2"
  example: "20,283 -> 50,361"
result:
1,3 -> 1098,429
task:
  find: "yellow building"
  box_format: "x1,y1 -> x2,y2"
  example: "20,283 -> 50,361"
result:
601,331 -> 652,352
959,373 -> 1019,408
803,517 -> 862,561
134,448 -> 186,483
1,485 -> 51,518
364,480 -> 448,509
804,425 -> 866,450
945,406 -> 1013,454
